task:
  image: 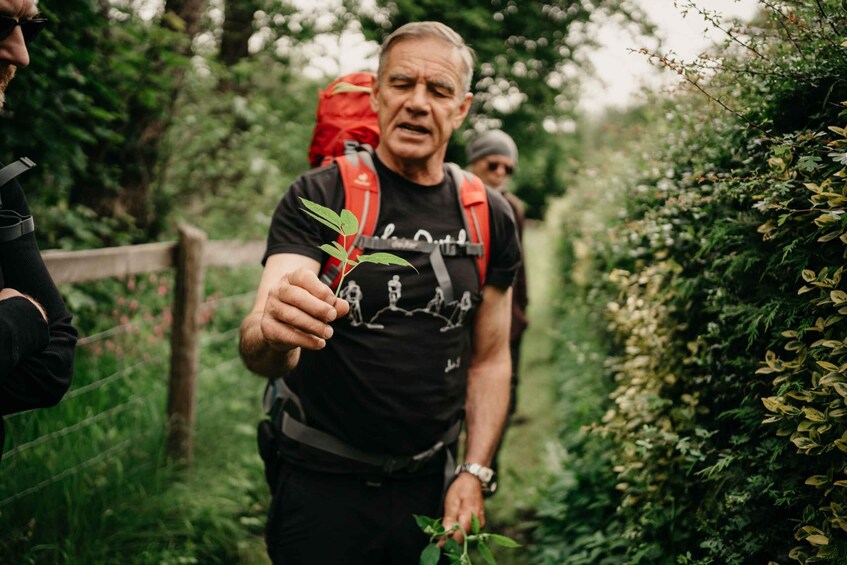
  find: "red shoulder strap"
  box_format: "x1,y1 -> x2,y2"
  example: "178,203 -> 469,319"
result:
457,170 -> 490,287
320,151 -> 380,290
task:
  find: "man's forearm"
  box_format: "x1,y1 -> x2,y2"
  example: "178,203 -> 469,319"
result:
463,355 -> 511,466
239,312 -> 300,379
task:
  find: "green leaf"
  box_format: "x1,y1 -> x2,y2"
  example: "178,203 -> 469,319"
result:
818,360 -> 839,371
302,208 -> 343,234
833,382 -> 847,397
478,541 -> 496,565
797,155 -> 822,172
420,543 -> 441,565
805,475 -> 829,487
444,538 -> 463,556
791,436 -> 819,450
819,231 -> 843,243
319,243 -> 348,263
807,534 -> 829,546
471,513 -> 481,535
300,197 -> 342,233
414,514 -> 437,531
487,534 -> 521,548
358,252 -> 418,271
340,209 -> 359,236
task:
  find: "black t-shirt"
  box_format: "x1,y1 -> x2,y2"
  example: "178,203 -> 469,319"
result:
264,155 -> 521,473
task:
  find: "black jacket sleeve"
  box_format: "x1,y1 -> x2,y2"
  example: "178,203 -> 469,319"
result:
0,297 -> 50,374
0,177 -> 77,416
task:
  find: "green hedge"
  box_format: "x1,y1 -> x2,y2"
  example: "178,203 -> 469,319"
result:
537,3 -> 847,563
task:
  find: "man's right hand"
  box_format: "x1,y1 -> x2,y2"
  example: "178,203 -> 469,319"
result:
0,287 -> 48,322
260,268 -> 349,352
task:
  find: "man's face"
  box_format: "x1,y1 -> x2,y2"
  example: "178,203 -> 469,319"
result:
469,155 -> 515,191
371,37 -> 472,174
0,0 -> 37,108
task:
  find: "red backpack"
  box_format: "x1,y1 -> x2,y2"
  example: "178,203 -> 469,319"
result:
307,73 -> 491,297
308,72 -> 380,168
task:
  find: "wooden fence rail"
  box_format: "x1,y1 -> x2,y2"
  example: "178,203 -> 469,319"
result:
41,226 -> 265,464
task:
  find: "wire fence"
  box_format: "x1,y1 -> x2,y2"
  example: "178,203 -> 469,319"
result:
0,265 -> 262,541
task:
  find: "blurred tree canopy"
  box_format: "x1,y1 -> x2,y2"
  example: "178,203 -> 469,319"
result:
0,0 -> 651,248
356,0 -> 650,216
0,0 -> 199,246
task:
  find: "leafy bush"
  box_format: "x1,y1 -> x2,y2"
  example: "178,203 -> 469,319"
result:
537,2 -> 847,563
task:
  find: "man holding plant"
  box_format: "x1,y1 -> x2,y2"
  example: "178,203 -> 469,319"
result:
240,20 -> 520,564
0,0 -> 77,459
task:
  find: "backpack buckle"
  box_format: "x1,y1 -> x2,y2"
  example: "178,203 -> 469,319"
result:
440,241 -> 458,256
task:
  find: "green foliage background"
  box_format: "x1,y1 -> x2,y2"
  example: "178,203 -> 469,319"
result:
535,2 -> 847,563
0,1 -> 612,562
357,0 -> 649,219
12,0 -> 847,563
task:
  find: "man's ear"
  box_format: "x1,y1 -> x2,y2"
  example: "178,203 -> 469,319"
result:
452,92 -> 473,128
370,82 -> 380,113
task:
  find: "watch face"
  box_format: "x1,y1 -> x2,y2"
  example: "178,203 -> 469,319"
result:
467,463 -> 495,483
477,466 -> 494,483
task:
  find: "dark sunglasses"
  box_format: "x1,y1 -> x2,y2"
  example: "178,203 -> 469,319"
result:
0,15 -> 47,43
487,161 -> 514,175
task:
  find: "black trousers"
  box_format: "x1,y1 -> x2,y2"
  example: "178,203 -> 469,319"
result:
265,465 -> 443,564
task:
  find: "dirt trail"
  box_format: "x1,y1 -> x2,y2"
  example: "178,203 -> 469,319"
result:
485,219 -> 562,564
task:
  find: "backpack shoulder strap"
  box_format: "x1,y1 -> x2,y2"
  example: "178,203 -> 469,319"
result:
446,163 -> 490,287
320,150 -> 380,289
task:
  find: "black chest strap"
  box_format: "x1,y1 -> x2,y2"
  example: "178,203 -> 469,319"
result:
352,235 -> 484,304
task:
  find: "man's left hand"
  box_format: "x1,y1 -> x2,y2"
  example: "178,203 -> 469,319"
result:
442,472 -> 485,543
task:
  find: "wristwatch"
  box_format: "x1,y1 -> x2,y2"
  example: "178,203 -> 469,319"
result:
455,462 -> 496,494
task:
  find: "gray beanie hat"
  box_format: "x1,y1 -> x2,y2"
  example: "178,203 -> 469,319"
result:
466,130 -> 518,165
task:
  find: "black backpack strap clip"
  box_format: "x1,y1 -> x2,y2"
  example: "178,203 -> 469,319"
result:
0,158 -> 37,241
0,213 -> 35,242
0,157 -> 36,201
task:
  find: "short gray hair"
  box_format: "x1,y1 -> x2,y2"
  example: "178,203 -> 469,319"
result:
377,21 -> 475,95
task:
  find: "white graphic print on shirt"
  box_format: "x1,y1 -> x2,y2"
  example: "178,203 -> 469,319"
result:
339,276 -> 473,333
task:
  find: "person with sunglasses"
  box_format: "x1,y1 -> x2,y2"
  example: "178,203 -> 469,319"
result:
466,129 -> 528,496
0,0 -> 77,461
0,1 -> 45,108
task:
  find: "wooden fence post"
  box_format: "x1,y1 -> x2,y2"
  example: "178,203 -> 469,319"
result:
166,224 -> 207,464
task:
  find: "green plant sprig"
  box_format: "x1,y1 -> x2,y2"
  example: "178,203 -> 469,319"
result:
299,197 -> 416,296
415,513 -> 520,565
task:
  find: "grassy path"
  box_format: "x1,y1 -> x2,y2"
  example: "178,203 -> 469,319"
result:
485,219 -> 561,564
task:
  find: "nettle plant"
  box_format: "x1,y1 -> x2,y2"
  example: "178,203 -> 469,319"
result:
299,197 -> 415,294
415,514 -> 520,565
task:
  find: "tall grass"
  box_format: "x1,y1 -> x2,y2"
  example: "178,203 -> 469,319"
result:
1,265 -> 271,564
